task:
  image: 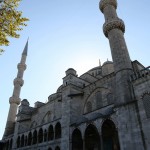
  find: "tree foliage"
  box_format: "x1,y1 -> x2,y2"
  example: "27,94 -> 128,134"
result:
0,0 -> 29,53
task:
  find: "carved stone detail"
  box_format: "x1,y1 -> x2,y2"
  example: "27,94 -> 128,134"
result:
13,78 -> 24,86
103,19 -> 125,37
100,0 -> 117,12
9,97 -> 21,105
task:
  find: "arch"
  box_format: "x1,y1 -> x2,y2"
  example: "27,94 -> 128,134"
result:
17,136 -> 20,148
6,140 -> 9,150
28,132 -> 32,146
48,125 -> 54,141
48,148 -> 52,150
142,93 -> 150,118
102,119 -> 120,150
21,134 -> 24,147
72,128 -> 83,150
55,122 -> 61,139
25,136 -> 27,146
38,128 -> 43,143
33,130 -> 37,144
55,146 -> 60,150
42,111 -> 51,124
10,139 -> 13,149
44,129 -> 47,142
84,124 -> 101,150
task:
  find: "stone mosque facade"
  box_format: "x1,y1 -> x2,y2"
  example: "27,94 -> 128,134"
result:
1,0 -> 150,150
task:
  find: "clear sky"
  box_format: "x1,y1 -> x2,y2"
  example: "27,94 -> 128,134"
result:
0,0 -> 150,139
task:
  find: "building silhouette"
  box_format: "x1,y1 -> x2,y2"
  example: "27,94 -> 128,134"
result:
0,0 -> 150,149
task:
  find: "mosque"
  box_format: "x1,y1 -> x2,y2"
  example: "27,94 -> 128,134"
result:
0,0 -> 150,149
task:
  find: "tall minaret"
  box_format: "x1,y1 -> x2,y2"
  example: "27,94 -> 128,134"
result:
99,0 -> 133,105
3,40 -> 28,138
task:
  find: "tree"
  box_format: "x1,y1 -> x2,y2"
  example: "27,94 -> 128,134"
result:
0,0 -> 29,53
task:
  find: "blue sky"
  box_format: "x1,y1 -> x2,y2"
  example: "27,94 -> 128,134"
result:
0,0 -> 150,139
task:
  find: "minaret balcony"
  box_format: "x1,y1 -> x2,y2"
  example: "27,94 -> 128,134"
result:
103,18 -> 125,37
17,63 -> 27,70
13,78 -> 24,86
9,97 -> 21,105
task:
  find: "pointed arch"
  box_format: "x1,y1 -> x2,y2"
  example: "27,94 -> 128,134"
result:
38,128 -> 43,143
44,129 -> 47,142
28,132 -> 32,146
55,122 -> 61,139
21,134 -> 24,147
48,125 -> 54,141
102,119 -> 120,150
25,135 -> 27,146
10,139 -> 13,149
17,136 -> 20,148
33,130 -> 37,144
84,124 -> 101,150
72,128 -> 83,150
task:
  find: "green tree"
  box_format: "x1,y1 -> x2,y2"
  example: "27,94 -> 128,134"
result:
0,0 -> 29,53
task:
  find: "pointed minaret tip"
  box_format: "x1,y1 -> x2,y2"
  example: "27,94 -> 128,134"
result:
22,38 -> 29,56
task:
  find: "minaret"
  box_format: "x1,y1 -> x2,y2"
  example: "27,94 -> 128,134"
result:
3,40 -> 28,138
99,0 -> 133,105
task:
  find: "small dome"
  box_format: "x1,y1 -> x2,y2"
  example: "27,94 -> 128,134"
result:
21,99 -> 29,106
102,60 -> 113,66
102,60 -> 114,76
65,68 -> 77,76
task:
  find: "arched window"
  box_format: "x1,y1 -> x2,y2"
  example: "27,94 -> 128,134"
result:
55,146 -> 60,150
25,136 -> 27,146
55,122 -> 61,139
143,94 -> 150,118
102,119 -> 120,150
38,128 -> 43,143
86,101 -> 92,112
17,136 -> 20,148
28,132 -> 32,146
21,134 -> 24,147
48,125 -> 54,141
44,129 -> 47,142
6,140 -> 9,150
33,130 -> 37,144
10,139 -> 13,149
72,128 -> 83,150
95,91 -> 103,108
84,124 -> 100,150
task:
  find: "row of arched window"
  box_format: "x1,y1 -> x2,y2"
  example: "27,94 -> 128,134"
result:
17,122 -> 61,148
72,119 -> 120,150
3,138 -> 13,150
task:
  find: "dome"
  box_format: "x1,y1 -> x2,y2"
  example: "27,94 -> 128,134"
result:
102,60 -> 113,66
102,60 -> 114,76
21,99 -> 29,106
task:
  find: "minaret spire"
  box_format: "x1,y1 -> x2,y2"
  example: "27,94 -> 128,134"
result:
3,40 -> 28,138
99,0 -> 133,105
